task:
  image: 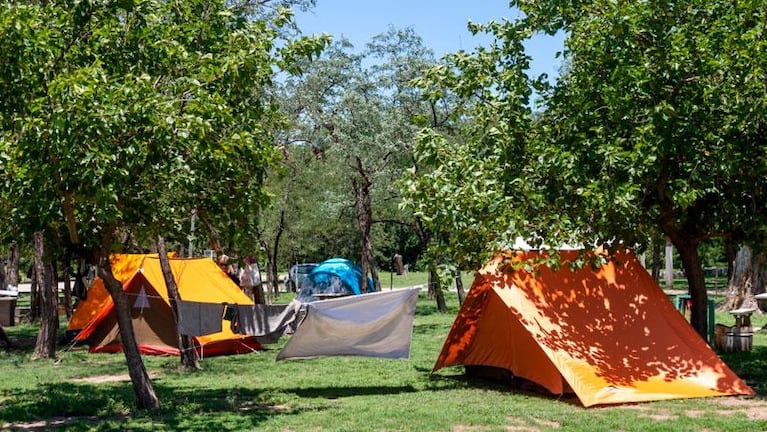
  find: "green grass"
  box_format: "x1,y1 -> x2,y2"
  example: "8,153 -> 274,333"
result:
1,292 -> 766,431
380,270 -> 474,291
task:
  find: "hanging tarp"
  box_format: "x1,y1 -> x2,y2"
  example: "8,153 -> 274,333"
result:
278,288 -> 420,360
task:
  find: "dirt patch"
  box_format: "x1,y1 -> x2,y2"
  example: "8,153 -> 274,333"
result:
621,397 -> 767,422
640,412 -> 677,421
503,416 -> 558,432
685,410 -> 706,418
713,396 -> 767,409
72,371 -> 160,383
453,425 -> 491,432
2,415 -> 126,431
531,418 -> 560,428
239,402 -> 291,413
621,406 -> 676,421
710,396 -> 767,421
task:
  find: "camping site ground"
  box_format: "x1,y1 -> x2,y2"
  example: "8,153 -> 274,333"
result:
0,278 -> 766,431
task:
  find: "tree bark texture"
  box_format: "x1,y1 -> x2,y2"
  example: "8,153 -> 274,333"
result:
0,254 -> 5,290
98,257 -> 160,410
31,231 -> 58,360
259,209 -> 284,302
672,238 -> 709,340
6,242 -> 19,289
454,269 -> 466,305
428,265 -> 447,313
252,261 -> 266,305
157,237 -> 199,370
725,240 -> 736,281
664,240 -> 674,289
270,210 -> 285,299
351,158 -> 381,293
62,256 -> 73,317
651,240 -> 661,282
721,246 -> 766,312
29,263 -> 39,321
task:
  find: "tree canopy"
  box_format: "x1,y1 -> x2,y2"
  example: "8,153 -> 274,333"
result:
403,0 -> 767,336
0,0 -> 325,408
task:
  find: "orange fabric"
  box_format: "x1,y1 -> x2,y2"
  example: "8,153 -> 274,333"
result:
67,254 -> 160,333
71,255 -> 260,356
434,249 -> 754,407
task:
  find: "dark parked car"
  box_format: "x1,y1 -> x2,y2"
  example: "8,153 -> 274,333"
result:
287,263 -> 318,293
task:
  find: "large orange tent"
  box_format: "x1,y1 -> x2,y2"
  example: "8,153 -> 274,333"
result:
433,249 -> 754,407
68,255 -> 260,356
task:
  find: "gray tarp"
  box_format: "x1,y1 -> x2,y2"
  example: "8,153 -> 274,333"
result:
277,288 -> 421,360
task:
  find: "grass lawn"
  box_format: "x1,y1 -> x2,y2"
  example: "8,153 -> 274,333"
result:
1,287 -> 766,431
380,270 -> 474,291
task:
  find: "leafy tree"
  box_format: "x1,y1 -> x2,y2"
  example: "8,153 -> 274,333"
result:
277,27 -> 450,305
402,17 -> 540,269
0,0 -> 323,409
404,0 -> 767,338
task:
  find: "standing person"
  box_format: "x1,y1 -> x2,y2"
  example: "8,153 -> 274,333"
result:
239,256 -> 265,304
218,254 -> 240,285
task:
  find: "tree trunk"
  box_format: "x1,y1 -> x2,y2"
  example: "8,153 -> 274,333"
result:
651,240 -> 661,282
673,239 -> 708,340
0,324 -> 11,350
454,269 -> 466,305
428,265 -> 447,312
725,239 -> 736,281
259,233 -> 279,301
98,256 -> 160,410
31,231 -> 58,360
270,212 -> 284,300
29,262 -> 40,321
721,246 -> 766,312
0,253 -> 5,290
6,242 -> 19,289
251,261 -> 266,305
351,157 -> 381,293
664,240 -> 674,289
265,256 -> 279,302
62,255 -> 73,318
157,237 -> 199,370
259,210 -> 284,303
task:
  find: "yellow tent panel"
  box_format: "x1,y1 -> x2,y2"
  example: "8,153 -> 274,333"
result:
68,255 -> 259,356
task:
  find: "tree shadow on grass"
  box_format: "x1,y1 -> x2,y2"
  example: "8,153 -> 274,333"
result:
427,369 -> 581,406
0,381 -> 322,431
720,345 -> 767,398
281,384 -> 418,399
414,300 -> 458,317
0,325 -> 39,355
411,322 -> 446,335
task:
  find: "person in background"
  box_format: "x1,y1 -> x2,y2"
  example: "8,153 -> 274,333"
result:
218,254 -> 240,285
239,256 -> 265,304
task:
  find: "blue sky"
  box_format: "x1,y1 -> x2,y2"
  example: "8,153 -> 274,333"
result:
293,1 -> 565,81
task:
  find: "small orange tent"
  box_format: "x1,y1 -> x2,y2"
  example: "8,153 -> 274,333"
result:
433,249 -> 754,407
68,255 -> 260,356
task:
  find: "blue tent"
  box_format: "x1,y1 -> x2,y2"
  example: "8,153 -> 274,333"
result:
297,258 -> 375,302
